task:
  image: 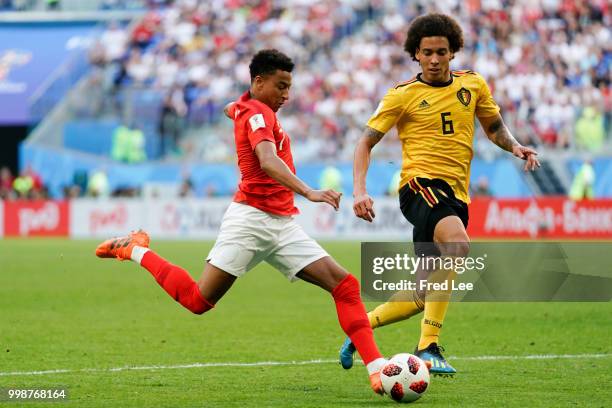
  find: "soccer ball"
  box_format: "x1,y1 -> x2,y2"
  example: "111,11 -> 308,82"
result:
380,353 -> 430,403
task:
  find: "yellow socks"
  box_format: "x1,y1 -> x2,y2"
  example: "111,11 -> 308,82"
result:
418,301 -> 449,349
367,291 -> 425,329
418,268 -> 456,350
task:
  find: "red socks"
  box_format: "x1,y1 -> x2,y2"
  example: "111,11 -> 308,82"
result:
332,274 -> 382,365
140,251 -> 214,315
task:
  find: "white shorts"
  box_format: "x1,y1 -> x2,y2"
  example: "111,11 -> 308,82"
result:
206,202 -> 329,281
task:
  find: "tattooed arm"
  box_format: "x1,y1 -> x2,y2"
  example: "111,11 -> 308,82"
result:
478,113 -> 540,171
353,126 -> 385,222
479,114 -> 520,152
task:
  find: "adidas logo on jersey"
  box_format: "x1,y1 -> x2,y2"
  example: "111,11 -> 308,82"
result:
418,100 -> 430,109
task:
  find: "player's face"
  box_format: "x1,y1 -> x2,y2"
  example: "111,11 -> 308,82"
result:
415,36 -> 454,83
253,70 -> 292,112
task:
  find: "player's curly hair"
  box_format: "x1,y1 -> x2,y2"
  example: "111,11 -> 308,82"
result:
404,14 -> 464,61
249,49 -> 294,81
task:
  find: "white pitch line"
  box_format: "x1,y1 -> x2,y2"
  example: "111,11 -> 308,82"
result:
1,354 -> 609,377
0,360 -> 337,377
450,353 -> 611,361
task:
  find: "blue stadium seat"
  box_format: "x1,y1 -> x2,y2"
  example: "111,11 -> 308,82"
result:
63,120 -> 119,156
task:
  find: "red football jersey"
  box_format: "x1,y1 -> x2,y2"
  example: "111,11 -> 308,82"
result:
229,91 -> 298,216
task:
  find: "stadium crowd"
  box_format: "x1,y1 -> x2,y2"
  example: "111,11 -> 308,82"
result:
86,0 -> 610,162
0,0 -> 147,11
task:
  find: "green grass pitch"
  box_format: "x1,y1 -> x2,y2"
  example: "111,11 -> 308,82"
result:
1,239 -> 610,407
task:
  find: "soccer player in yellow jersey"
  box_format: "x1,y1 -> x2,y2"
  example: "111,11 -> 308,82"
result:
339,13 -> 540,375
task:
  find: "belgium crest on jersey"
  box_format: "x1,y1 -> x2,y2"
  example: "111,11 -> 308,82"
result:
457,87 -> 471,106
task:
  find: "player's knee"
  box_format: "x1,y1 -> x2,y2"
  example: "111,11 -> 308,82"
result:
456,241 -> 470,257
439,240 -> 470,257
311,256 -> 349,292
187,285 -> 215,315
332,273 -> 360,302
190,302 -> 213,315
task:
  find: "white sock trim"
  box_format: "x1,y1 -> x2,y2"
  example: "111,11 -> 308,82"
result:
366,357 -> 388,375
131,246 -> 150,264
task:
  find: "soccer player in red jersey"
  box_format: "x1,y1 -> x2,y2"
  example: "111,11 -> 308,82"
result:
96,49 -> 387,395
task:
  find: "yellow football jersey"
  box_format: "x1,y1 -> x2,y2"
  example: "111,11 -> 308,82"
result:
367,70 -> 499,204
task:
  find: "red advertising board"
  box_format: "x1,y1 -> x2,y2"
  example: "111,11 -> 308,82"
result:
3,201 -> 69,237
1,198 -> 610,239
468,197 -> 612,239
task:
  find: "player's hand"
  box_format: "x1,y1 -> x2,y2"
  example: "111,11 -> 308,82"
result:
512,145 -> 541,172
305,189 -> 342,210
353,193 -> 375,222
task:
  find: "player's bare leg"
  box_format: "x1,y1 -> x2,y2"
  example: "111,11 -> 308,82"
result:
297,256 -> 387,395
415,215 -> 469,376
197,262 -> 237,305
296,256 -> 346,292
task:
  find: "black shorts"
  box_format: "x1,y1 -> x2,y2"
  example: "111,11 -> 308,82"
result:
399,177 -> 469,257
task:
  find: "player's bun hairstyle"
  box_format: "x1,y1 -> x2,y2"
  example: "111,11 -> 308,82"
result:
249,49 -> 294,81
404,13 -> 464,61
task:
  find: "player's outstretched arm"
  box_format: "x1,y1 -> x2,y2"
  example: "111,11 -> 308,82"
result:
353,126 -> 385,222
254,141 -> 341,210
478,113 -> 541,172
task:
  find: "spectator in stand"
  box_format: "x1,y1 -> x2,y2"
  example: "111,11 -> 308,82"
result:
178,177 -> 194,198
575,106 -> 606,152
12,172 -> 33,199
87,168 -> 110,198
0,166 -> 15,200
319,165 -> 343,194
159,85 -> 188,156
112,122 -> 147,163
100,21 -> 128,63
131,11 -> 160,49
64,185 -> 82,199
126,47 -> 153,85
12,166 -> 43,200
128,124 -> 147,163
569,159 -> 596,201
472,175 -> 492,197
25,165 -> 43,191
111,122 -> 131,162
46,0 -> 60,10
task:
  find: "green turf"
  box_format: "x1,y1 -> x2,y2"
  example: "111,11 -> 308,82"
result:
1,239 -> 610,407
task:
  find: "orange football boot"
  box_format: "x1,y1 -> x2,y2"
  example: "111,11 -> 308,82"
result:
95,229 -> 150,260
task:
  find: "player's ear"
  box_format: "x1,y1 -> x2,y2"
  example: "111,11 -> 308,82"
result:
252,75 -> 264,91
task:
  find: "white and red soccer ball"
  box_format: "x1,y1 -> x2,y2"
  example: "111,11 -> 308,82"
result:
380,353 -> 430,403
